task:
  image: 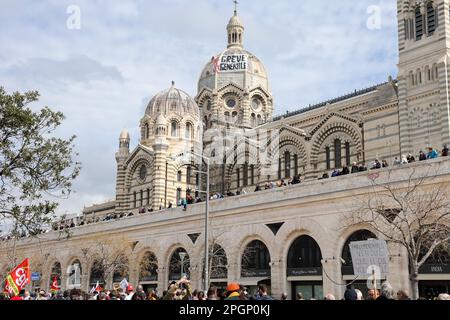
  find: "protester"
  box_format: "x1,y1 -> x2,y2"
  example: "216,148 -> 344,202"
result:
324,293 -> 335,300
367,289 -> 380,300
377,282 -> 395,300
427,147 -> 438,159
396,290 -> 410,300
344,288 -> 358,301
255,284 -> 274,300
225,283 -> 241,300
207,287 -> 219,300
442,144 -> 449,157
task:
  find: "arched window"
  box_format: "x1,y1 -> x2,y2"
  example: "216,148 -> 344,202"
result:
209,244 -> 228,279
410,71 -> 415,86
236,167 -> 240,188
113,255 -> 129,284
278,158 -> 282,180
144,123 -> 149,139
286,235 -> 323,300
171,121 -> 178,137
341,230 -> 377,275
425,66 -> 431,81
133,191 -> 137,209
241,240 -> 271,277
434,64 -> 439,80
418,70 -> 422,84
89,260 -> 105,289
50,262 -> 62,290
169,248 -> 190,280
284,151 -> 291,178
185,123 -> 193,139
186,166 -> 191,185
177,171 -> 182,182
147,189 -> 150,205
67,260 -> 82,288
250,164 -> 255,185
243,163 -> 249,187
140,190 -> 143,208
415,7 -> 423,40
139,252 -> 158,282
326,147 -> 331,170
251,113 -> 256,127
176,187 -> 182,205
334,139 -> 342,169
427,2 -> 436,35
287,235 -> 323,269
294,154 -> 299,176
345,142 -> 351,166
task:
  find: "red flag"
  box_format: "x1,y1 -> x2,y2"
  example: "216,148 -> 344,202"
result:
95,281 -> 103,292
4,258 -> 31,296
50,276 -> 60,293
212,55 -> 221,74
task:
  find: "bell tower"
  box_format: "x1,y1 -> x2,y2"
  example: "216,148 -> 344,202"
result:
397,0 -> 450,155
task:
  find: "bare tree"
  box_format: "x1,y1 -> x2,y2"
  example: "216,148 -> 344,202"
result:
138,251 -> 158,282
80,236 -> 133,287
345,164 -> 450,299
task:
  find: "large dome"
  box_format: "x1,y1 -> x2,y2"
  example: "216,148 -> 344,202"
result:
198,48 -> 269,93
146,82 -> 200,119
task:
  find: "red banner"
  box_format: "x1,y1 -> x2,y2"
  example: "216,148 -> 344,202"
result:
50,276 -> 60,292
4,258 -> 31,296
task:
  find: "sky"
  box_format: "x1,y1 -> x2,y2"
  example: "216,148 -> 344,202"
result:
0,0 -> 398,216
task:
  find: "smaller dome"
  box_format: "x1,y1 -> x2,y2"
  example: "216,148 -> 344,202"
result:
145,82 -> 200,120
119,129 -> 130,140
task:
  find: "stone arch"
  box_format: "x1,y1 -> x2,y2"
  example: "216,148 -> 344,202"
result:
134,248 -> 159,283
286,234 -> 323,271
310,118 -> 362,165
225,146 -> 262,189
194,240 -> 229,280
232,225 -> 276,276
88,258 -> 106,288
331,224 -> 382,263
166,245 -> 192,281
125,155 -> 153,188
277,218 -> 334,260
239,237 -> 272,279
65,257 -> 84,289
48,260 -> 62,289
269,132 -> 309,173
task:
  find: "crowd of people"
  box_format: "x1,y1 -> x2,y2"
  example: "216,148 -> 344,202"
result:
1,280 -> 449,301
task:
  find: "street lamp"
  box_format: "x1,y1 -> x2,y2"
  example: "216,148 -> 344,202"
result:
172,151 -> 210,291
179,252 -> 187,279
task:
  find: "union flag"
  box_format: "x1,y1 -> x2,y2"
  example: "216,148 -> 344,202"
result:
4,258 -> 31,296
50,276 -> 60,293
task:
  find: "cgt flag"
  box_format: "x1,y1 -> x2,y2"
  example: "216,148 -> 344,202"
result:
4,258 -> 31,296
50,276 -> 60,293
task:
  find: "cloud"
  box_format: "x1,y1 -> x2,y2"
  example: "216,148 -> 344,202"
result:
0,55 -> 124,86
0,0 -> 400,216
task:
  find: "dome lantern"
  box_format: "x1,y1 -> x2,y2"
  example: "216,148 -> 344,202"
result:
227,5 -> 244,49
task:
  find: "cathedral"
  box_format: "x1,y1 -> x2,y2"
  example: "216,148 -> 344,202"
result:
2,1 -> 450,300
97,1 -> 449,215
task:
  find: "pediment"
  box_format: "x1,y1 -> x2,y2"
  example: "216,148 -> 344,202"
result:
125,144 -> 154,167
309,111 -> 360,137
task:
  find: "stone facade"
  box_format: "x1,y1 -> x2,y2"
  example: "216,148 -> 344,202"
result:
1,1 -> 450,299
